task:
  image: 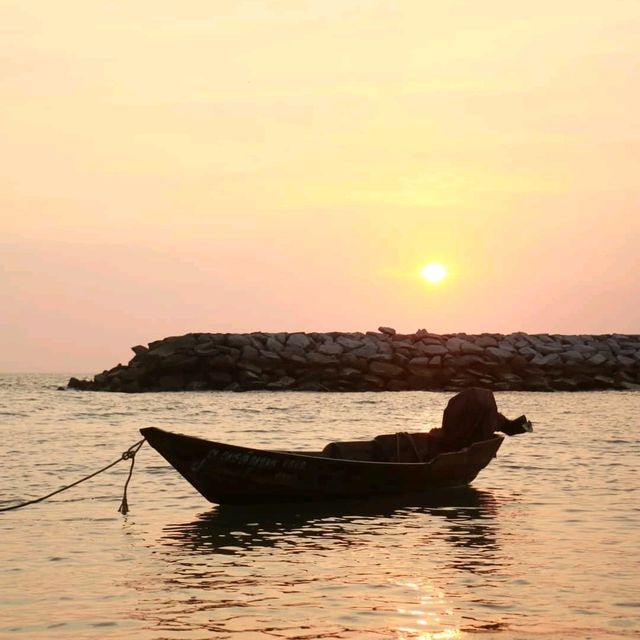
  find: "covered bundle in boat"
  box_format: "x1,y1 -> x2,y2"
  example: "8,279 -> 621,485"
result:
321,388 -> 532,463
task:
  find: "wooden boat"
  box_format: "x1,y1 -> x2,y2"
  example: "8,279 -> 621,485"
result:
140,426 -> 504,505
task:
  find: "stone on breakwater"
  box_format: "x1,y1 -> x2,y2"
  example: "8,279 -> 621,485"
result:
66,329 -> 640,393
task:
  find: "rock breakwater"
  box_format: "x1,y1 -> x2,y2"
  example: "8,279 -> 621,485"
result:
68,328 -> 640,393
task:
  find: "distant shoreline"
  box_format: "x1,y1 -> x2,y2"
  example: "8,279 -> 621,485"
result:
67,328 -> 640,393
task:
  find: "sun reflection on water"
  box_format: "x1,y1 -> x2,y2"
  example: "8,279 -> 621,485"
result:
397,626 -> 462,640
394,579 -> 463,639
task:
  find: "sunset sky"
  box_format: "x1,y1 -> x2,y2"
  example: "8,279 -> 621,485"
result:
2,1 -> 639,372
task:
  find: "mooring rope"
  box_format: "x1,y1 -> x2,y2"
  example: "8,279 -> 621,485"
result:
0,438 -> 146,514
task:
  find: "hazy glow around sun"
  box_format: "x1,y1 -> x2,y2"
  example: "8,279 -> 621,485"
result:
421,262 -> 447,284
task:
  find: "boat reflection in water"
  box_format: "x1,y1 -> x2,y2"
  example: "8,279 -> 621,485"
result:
130,488 -> 516,639
160,487 -> 500,555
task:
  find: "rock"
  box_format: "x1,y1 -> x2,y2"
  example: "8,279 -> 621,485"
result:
449,354 -> 491,369
386,379 -> 410,391
206,354 -> 236,369
562,350 -> 585,364
148,343 -> 178,358
266,337 -> 282,353
206,370 -> 233,389
378,326 -> 396,336
336,336 -> 363,350
186,379 -> 209,391
606,338 -> 622,354
163,354 -> 200,371
68,377 -> 89,390
498,340 -> 517,352
536,343 -> 564,355
120,380 -> 142,393
238,369 -> 262,383
341,352 -> 369,370
446,337 -> 465,353
531,353 -> 562,367
570,344 -> 597,355
518,346 -> 540,360
588,353 -> 609,367
369,361 -> 405,378
617,354 -> 636,368
258,351 -> 283,369
307,352 -> 340,366
379,340 -> 394,353
238,361 -> 262,374
318,342 -> 344,356
362,374 -> 385,389
421,344 -> 448,356
312,367 -> 340,382
227,334 -> 252,348
194,343 -> 219,356
163,335 -> 198,349
369,351 -> 394,362
393,350 -> 412,363
280,348 -> 307,365
390,339 -> 414,350
339,367 -> 362,379
266,376 -> 296,390
408,357 -> 435,376
131,345 -> 148,356
241,345 -> 261,361
157,374 -> 186,391
296,381 -> 330,391
459,340 -> 485,355
407,374 -> 438,390
497,372 -> 523,385
487,347 -> 514,360
390,351 -> 408,366
522,376 -> 552,391
287,333 -> 312,350
449,375 -> 479,389
510,354 -> 529,371
117,366 -> 144,382
352,343 -> 379,358
475,335 -> 498,348
593,374 -> 615,387
552,378 -> 579,391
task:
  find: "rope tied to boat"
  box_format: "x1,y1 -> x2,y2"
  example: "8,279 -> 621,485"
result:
0,438 -> 146,514
117,439 -> 145,515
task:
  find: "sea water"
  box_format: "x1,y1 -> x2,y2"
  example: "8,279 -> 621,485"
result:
0,374 -> 638,639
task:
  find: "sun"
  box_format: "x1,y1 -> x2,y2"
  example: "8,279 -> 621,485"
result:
420,262 -> 447,284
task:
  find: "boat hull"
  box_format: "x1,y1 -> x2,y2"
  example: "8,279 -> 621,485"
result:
141,427 -> 503,505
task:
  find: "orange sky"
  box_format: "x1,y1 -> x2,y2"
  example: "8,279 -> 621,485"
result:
2,1 -> 639,372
